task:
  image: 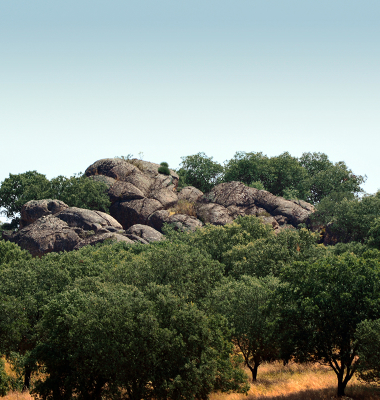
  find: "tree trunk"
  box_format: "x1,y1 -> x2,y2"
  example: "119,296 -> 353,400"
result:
248,362 -> 259,382
23,368 -> 31,391
337,375 -> 347,397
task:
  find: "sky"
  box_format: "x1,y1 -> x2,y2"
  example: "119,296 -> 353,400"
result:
1,1 -> 380,221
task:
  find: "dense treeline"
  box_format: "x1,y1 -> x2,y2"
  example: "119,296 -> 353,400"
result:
178,151 -> 365,203
1,151 -> 380,399
1,218 -> 380,398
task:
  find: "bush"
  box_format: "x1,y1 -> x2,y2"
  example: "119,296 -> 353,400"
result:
158,162 -> 170,175
0,358 -> 10,397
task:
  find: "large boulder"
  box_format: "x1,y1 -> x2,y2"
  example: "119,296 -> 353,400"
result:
6,206 -> 147,256
110,198 -> 163,230
195,203 -> 233,226
85,158 -> 179,195
8,215 -> 81,257
56,207 -> 123,231
107,181 -> 145,203
20,199 -> 69,227
85,158 -> 138,181
148,210 -> 203,233
125,224 -> 164,243
89,175 -> 116,189
149,188 -> 178,208
178,186 -> 203,203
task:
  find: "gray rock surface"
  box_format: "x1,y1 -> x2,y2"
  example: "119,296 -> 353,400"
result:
110,198 -> 163,230
89,175 -> 116,189
125,224 -> 164,243
201,181 -> 314,227
178,186 -> 204,203
20,199 -> 69,227
195,203 -> 234,226
85,158 -> 137,181
107,181 -> 145,203
74,232 -> 134,250
149,188 -> 178,208
56,207 -> 123,231
148,210 -> 203,232
8,215 -> 80,257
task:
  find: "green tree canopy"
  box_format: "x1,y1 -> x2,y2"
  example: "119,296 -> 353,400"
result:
210,275 -> 281,381
178,152 -> 224,193
222,151 -> 365,204
355,318 -> 380,385
300,152 -> 365,204
0,172 -> 110,228
223,151 -> 271,190
278,253 -> 380,397
312,191 -> 380,244
0,171 -> 51,226
30,280 -> 248,400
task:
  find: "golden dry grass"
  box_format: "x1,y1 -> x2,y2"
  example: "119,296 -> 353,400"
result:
211,361 -> 380,400
2,392 -> 33,400
3,361 -> 380,400
168,199 -> 197,217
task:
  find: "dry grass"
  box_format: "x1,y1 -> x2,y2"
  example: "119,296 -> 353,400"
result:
211,361 -> 380,400
2,392 -> 33,400
2,360 -> 33,400
168,199 -> 197,217
4,361 -> 380,400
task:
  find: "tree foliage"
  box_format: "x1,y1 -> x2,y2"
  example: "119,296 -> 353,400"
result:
30,280 -> 248,400
355,318 -> 380,385
278,253 -> 380,397
211,275 -> 281,381
0,172 -> 111,227
223,151 -> 365,204
178,152 -> 224,193
0,171 -> 51,225
312,191 -> 380,244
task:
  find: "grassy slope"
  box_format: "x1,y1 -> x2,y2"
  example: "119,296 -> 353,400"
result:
210,362 -> 380,400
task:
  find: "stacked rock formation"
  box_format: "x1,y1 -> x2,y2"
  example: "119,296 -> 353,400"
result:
4,198 -> 163,257
3,157 -> 316,256
86,158 -> 203,232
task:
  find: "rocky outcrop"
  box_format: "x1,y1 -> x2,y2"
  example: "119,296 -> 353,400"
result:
85,158 -> 179,229
8,215 -> 81,257
5,203 -> 163,257
84,158 -> 314,233
4,158 -> 317,257
20,199 -> 69,228
201,182 -> 314,227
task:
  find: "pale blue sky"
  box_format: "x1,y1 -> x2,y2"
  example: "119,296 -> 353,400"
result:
1,1 -> 380,222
